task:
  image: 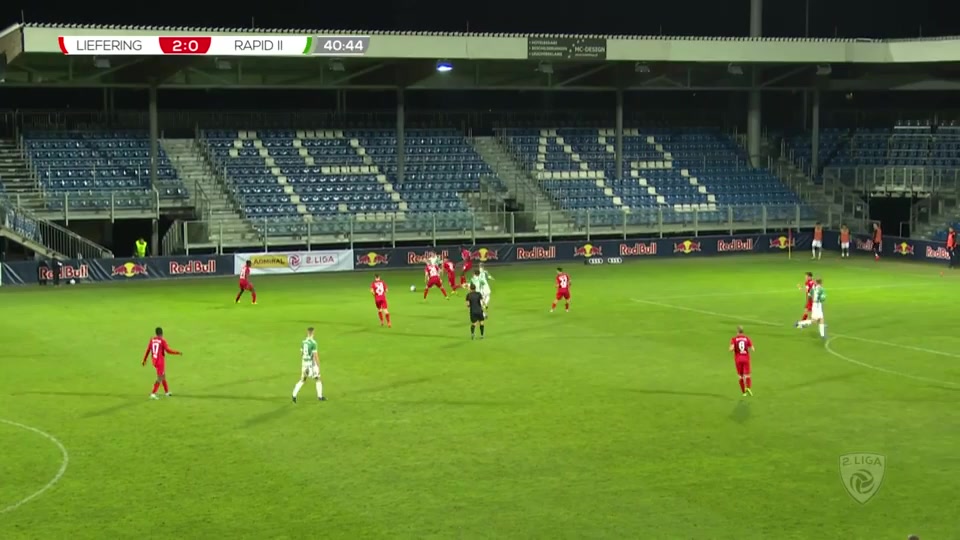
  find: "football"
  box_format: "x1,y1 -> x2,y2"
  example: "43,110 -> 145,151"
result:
410,285 -> 416,292
69,279 -> 76,285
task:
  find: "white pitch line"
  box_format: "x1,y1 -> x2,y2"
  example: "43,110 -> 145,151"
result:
631,298 -> 960,360
0,419 -> 69,514
824,338 -> 960,389
648,282 -> 934,300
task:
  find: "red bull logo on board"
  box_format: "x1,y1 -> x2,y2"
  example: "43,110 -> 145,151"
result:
894,242 -> 914,256
357,252 -> 389,267
573,244 -> 602,258
769,236 -> 795,250
619,242 -> 657,256
112,262 -> 148,278
717,238 -> 755,253
673,240 -> 702,254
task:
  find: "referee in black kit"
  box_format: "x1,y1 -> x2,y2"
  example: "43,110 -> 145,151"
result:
466,284 -> 486,340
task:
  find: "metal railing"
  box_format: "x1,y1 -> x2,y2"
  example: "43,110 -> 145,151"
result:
823,166 -> 960,195
0,203 -> 114,259
170,204 -> 835,254
12,189 -> 161,222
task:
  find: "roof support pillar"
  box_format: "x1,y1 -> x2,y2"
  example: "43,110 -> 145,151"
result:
148,84 -> 159,193
615,89 -> 624,180
747,0 -> 763,167
396,88 -> 405,183
811,89 -> 820,177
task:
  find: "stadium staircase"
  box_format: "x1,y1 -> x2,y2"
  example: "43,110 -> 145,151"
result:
470,136 -> 569,233
0,139 -> 46,212
161,139 -> 259,247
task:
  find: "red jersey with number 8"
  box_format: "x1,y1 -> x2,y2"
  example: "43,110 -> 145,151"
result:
731,335 -> 752,363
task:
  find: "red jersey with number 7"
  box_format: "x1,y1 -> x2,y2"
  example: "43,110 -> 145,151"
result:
731,335 -> 752,363
144,337 -> 179,365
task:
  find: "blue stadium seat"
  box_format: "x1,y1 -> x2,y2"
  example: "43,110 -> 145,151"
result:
24,131 -> 188,211
200,129 -> 503,235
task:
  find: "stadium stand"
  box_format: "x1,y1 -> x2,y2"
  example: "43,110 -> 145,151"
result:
198,128 -> 503,238
503,127 -> 811,228
23,131 -> 188,212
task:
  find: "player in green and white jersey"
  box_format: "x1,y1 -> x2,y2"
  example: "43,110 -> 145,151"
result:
797,278 -> 827,339
292,327 -> 325,403
478,264 -> 493,307
469,268 -> 492,311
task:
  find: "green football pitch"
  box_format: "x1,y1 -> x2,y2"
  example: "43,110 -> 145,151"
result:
1,254 -> 957,539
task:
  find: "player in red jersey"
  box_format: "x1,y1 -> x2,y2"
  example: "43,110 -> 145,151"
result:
442,256 -> 459,292
550,267 -> 571,312
424,262 -> 449,300
729,326 -> 754,397
236,260 -> 257,304
796,271 -> 814,325
459,247 -> 473,287
142,327 -> 182,400
371,274 -> 392,327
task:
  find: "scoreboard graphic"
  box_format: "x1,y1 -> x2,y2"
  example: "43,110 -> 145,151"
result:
57,35 -> 370,56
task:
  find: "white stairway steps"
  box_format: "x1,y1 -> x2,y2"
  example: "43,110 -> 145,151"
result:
0,140 -> 47,211
470,136 -> 572,232
161,138 -> 257,243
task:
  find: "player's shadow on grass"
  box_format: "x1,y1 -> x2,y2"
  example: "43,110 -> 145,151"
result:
778,371 -> 861,393
729,401 -> 751,424
12,391 -> 149,418
204,374 -> 288,391
345,377 -> 436,396
243,406 -> 293,428
622,388 -> 730,401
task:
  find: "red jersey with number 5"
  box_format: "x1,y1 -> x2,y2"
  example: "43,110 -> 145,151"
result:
731,335 -> 752,363
371,279 -> 388,301
144,337 -> 179,364
240,265 -> 251,282
556,272 -> 571,292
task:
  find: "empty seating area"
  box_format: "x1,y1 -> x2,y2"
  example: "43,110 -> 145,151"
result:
200,128 -> 496,237
786,124 -> 960,173
23,131 -> 188,211
503,127 -> 810,228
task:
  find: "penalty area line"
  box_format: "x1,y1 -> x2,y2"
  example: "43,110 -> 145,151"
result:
630,297 -> 960,387
0,419 -> 70,514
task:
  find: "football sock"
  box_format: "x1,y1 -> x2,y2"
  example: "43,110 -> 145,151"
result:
385,313 -> 391,325
152,382 -> 160,393
479,324 -> 485,336
801,313 -> 809,321
441,288 -> 447,297
812,247 -> 816,257
251,290 -> 257,303
378,312 -> 384,323
819,323 -> 826,337
798,320 -> 812,328
745,375 -> 751,389
315,381 -> 323,398
292,381 -> 304,397
161,380 -> 169,393
235,290 -> 243,302
470,325 -> 476,336
738,378 -> 745,393
565,302 -> 570,310
423,288 -> 428,299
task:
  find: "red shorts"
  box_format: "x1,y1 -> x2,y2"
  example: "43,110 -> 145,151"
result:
153,360 -> 166,377
462,261 -> 473,273
239,280 -> 253,291
556,290 -> 570,300
735,360 -> 751,376
375,298 -> 388,310
427,277 -> 443,288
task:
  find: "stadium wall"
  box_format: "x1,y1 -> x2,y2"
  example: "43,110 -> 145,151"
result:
0,232 -> 950,286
